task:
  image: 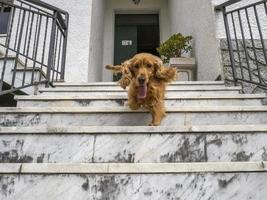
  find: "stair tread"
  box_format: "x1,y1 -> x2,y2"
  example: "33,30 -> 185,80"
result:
0,162 -> 266,174
1,124 -> 267,133
1,106 -> 267,113
15,93 -> 267,100
54,81 -> 225,86
39,86 -> 241,92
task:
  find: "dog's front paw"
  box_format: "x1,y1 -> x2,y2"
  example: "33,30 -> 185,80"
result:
148,122 -> 160,126
124,101 -> 129,107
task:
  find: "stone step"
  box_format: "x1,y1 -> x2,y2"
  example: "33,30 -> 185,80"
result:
0,125 -> 266,163
0,106 -> 267,126
53,81 -> 225,87
39,86 -> 241,95
0,162 -> 266,173
0,169 -> 266,199
52,84 -> 229,90
15,94 -> 266,107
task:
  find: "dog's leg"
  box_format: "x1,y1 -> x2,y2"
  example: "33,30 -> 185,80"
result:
148,103 -> 166,126
128,99 -> 141,110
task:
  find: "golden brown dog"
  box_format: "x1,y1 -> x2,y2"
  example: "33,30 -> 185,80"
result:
106,53 -> 177,126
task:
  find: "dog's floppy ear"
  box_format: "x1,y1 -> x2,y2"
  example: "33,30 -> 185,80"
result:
153,59 -> 162,71
105,64 -> 123,74
153,58 -> 177,82
124,58 -> 136,77
156,65 -> 177,82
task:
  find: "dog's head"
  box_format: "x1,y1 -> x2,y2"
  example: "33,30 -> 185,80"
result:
128,53 -> 162,99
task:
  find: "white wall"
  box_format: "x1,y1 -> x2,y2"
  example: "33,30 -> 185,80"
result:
168,0 -> 222,81
102,0 -> 170,81
88,0 -> 105,82
43,0 -> 93,83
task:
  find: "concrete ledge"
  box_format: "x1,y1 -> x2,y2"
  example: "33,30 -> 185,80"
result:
1,125 -> 267,134
39,86 -> 242,92
0,162 -> 266,174
1,106 -> 267,113
53,81 -> 225,86
15,93 -> 267,101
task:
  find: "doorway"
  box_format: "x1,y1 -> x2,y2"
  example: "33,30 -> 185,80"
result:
114,14 -> 160,80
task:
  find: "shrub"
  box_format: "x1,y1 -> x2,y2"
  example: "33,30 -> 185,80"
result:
157,33 -> 192,63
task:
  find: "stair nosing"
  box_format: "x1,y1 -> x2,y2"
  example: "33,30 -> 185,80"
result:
1,125 -> 267,134
15,94 -> 266,100
0,162 -> 266,174
39,87 -> 242,92
1,106 -> 267,113
53,81 -> 225,86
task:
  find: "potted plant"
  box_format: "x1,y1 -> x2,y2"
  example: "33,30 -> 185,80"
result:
157,33 -> 196,81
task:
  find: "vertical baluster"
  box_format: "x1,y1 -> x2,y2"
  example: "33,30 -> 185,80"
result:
56,33 -> 63,81
32,12 -> 40,60
39,16 -> 49,82
223,7 -> 237,85
60,13 -> 68,81
21,9 -> 31,86
22,12 -> 35,86
13,3 -> 22,50
31,14 -> 42,84
245,8 -> 262,83
46,11 -> 57,87
237,10 -> 253,81
23,6 -> 31,54
11,9 -> 26,88
52,27 -> 59,82
230,12 -> 244,82
254,4 -> 267,66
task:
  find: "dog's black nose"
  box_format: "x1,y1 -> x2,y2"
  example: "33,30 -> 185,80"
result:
138,77 -> 145,84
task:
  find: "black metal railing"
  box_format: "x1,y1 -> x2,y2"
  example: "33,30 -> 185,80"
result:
0,0 -> 68,95
215,0 -> 267,91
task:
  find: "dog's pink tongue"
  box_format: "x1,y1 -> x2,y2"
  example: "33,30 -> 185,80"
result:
138,85 -> 147,99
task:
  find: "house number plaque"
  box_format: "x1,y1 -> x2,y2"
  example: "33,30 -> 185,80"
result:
122,40 -> 133,46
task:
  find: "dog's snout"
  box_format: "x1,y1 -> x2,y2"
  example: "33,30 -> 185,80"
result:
138,77 -> 146,84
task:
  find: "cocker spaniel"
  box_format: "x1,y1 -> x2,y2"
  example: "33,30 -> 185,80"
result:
106,53 -> 177,126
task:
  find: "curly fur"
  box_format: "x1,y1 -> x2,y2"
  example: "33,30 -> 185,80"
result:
106,53 -> 177,126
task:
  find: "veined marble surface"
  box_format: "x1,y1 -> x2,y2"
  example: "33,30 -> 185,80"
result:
0,173 -> 266,200
0,112 -> 267,127
17,98 -> 263,107
39,90 -> 240,96
0,133 -> 266,163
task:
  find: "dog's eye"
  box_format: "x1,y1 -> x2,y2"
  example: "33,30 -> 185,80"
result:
147,64 -> 152,68
134,65 -> 139,69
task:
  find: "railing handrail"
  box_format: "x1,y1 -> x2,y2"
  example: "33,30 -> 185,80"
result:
215,0 -> 243,10
18,0 -> 67,14
1,0 -> 69,30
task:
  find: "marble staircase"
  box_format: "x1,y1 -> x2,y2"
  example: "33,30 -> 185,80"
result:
0,81 -> 267,199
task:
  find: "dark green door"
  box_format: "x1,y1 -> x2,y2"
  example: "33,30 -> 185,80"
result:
114,14 -> 160,81
114,26 -> 138,65
114,26 -> 137,81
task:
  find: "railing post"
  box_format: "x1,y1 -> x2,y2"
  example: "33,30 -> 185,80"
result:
60,12 -> 69,81
46,11 -> 57,87
222,7 -> 238,86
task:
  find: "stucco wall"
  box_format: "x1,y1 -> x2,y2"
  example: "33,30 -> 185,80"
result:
102,0 -> 170,81
43,0 -> 92,83
168,0 -> 222,81
88,0 -> 105,82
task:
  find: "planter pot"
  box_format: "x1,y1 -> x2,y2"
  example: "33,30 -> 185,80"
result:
169,57 -> 196,81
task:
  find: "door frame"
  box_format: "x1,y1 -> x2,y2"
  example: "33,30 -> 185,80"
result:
107,9 -> 162,81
